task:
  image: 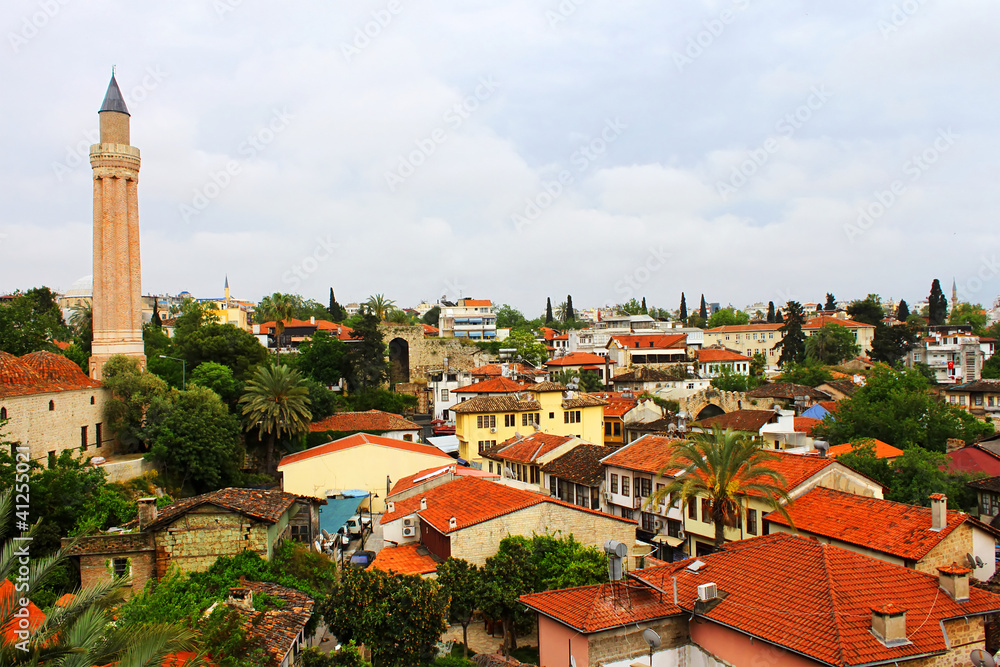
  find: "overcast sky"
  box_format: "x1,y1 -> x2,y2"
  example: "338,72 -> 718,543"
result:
1,0 -> 998,315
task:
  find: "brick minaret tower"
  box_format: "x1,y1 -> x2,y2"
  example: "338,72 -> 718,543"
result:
89,73 -> 146,380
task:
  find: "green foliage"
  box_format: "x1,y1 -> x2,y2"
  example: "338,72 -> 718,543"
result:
145,385 -> 243,494
0,286 -> 71,355
709,366 -> 763,392
296,330 -> 348,386
699,295 -> 708,320
69,300 -> 93,352
551,369 -> 604,392
619,298 -> 645,316
529,533 -> 606,590
347,310 -> 389,391
824,293 -> 837,311
61,343 -> 89,374
304,378 -> 340,420
348,388 -> 417,413
321,567 -> 448,667
811,364 -> 994,451
434,657 -> 476,667
303,642 -> 371,667
846,294 -> 884,327
437,559 -> 483,658
200,605 -> 270,667
422,306 -> 441,327
775,301 -> 806,367
239,363 -> 312,473
545,297 -> 553,323
481,537 -> 538,654
896,300 -> 910,322
364,294 -> 397,321
501,328 -> 548,367
777,359 -> 833,386
870,322 -> 922,366
983,354 -> 1000,380
495,304 -> 526,329
329,288 -> 348,323
102,355 -> 170,451
189,361 -> 243,403
679,293 -> 688,321
172,297 -> 219,342
750,353 -> 767,379
706,307 -> 750,328
177,323 -> 269,382
805,322 -> 860,365
766,301 -> 776,323
949,302 -> 988,333
256,293 -> 328,323
928,279 -> 948,326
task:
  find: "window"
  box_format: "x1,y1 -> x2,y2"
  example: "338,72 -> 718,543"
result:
667,518 -> 682,537
505,414 -> 516,428
641,512 -> 656,532
637,477 -> 652,498
440,389 -> 450,401
477,415 -> 496,429
613,422 -> 621,436
621,476 -> 630,497
290,524 -> 309,543
990,396 -> 996,407
621,508 -> 634,520
688,499 -> 697,519
549,412 -> 555,419
1,407 -> 6,420
112,558 -> 130,578
95,423 -> 102,448
701,498 -> 712,522
81,426 -> 88,451
530,466 -> 540,484
610,474 -> 619,494
489,461 -> 494,474
746,509 -> 758,535
975,395 -> 984,407
605,422 -> 612,436
402,434 -> 413,442
90,396 -> 95,405
564,411 -> 581,424
47,451 -> 56,468
981,493 -> 991,515
477,440 -> 496,453
959,396 -> 967,405
48,400 -> 55,411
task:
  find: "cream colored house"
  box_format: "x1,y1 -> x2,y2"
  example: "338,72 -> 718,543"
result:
277,433 -> 453,513
703,315 -> 876,368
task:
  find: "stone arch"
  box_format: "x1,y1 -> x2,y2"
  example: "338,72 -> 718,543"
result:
695,404 -> 725,420
388,337 -> 410,384
679,388 -> 746,421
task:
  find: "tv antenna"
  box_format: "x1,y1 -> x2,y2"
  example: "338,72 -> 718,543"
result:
643,628 -> 661,666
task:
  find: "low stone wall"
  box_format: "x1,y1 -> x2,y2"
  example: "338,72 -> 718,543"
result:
99,456 -> 156,483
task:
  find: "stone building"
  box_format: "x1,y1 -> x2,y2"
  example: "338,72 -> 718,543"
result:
64,488 -> 323,598
0,350 -> 111,462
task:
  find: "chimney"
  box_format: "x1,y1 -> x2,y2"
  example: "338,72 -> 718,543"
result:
449,516 -> 457,530
227,583 -> 254,611
929,493 -> 947,531
937,563 -> 971,601
387,500 -> 395,514
420,497 -> 427,510
870,604 -> 908,646
137,497 -> 158,530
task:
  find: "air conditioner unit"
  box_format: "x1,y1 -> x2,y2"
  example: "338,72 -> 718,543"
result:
677,530 -> 685,540
654,520 -> 664,530
490,427 -> 497,433
403,518 -> 412,527
603,491 -> 612,502
402,526 -> 416,537
697,582 -> 718,601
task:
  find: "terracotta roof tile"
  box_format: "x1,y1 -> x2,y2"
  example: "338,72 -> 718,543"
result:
279,432 -> 450,467
450,395 -> 541,414
523,381 -> 568,393
229,581 -> 313,664
697,409 -> 776,432
697,349 -> 751,362
804,315 -> 875,329
1,580 -> 45,644
600,434 -> 685,475
0,351 -> 102,398
471,363 -> 545,378
746,382 -> 830,400
612,367 -> 687,383
562,394 -> 607,409
545,353 -> 608,367
632,533 -> 1000,667
521,581 -> 680,633
452,377 -> 524,394
149,488 -> 307,529
309,409 -> 419,432
827,438 -> 903,459
389,464 -> 498,496
819,379 -> 861,397
794,416 -> 822,434
369,543 -> 439,575
485,433 -> 574,464
541,444 -> 617,486
609,334 -> 687,350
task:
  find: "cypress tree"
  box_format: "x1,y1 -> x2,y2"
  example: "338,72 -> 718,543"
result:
566,295 -> 575,322
824,293 -> 836,311
766,301 -> 775,324
545,297 -> 554,323
679,293 -> 687,321
640,297 -> 647,314
928,279 -> 947,326
699,295 -> 707,320
896,299 -> 910,322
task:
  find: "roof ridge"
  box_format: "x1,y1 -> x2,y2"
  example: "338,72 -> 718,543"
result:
817,542 -> 848,666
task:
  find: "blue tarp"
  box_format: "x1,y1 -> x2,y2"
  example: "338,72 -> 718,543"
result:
801,404 -> 830,420
319,494 -> 368,537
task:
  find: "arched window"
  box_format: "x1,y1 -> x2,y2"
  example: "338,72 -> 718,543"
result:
91,396 -> 95,405
49,400 -> 55,411
0,407 -> 6,420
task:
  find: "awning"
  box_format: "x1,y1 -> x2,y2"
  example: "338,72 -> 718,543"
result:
652,535 -> 686,547
319,494 -> 368,537
427,435 -> 459,454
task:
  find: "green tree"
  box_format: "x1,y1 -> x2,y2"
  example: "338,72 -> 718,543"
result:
750,353 -> 767,379
709,366 -> 762,392
346,388 -> 416,413
257,293 -> 295,352
551,369 -> 604,392
811,364 -> 993,451
983,354 -> 1000,379
949,302 -> 988,333
928,279 -> 948,326
296,330 -> 348,386
239,364 -> 312,474
620,298 -> 644,316
189,361 -> 243,404
778,359 -> 833,386
303,378 -> 339,420
530,533 -> 606,590
481,537 -> 538,655
321,567 -> 448,667
846,294 -> 884,326
328,288 -> 347,322
804,322 -> 860,365
706,307 -> 750,328
102,355 -> 170,452
774,301 -> 806,367
422,306 -> 441,327
347,309 -> 389,391
545,298 -> 553,323
0,490 -> 203,664
869,322 -> 921,366
69,300 -> 93,353
0,287 -> 70,355
145,386 -> 243,493
365,294 -> 396,321
172,297 -> 218,344
566,295 -> 575,322
679,293 -> 687,321
495,304 -> 526,329
824,293 -> 836,311
503,328 -> 548,367
176,322 -> 269,382
61,343 -> 89,374
437,559 -> 483,658
699,295 -> 707,320
648,428 -> 793,547
896,299 -> 910,322
766,301 -> 775,323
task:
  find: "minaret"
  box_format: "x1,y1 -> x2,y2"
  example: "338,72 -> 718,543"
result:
952,278 -> 958,312
89,73 -> 146,380
224,275 -> 230,304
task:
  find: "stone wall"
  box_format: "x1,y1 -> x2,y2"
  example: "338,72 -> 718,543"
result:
380,325 -> 491,378
678,389 -> 755,420
587,617 -> 689,667
914,616 -> 986,667
101,456 -> 156,483
917,523 -> 974,575
1,387 -> 112,462
68,531 -> 155,599
154,507 -> 271,578
451,501 -> 636,566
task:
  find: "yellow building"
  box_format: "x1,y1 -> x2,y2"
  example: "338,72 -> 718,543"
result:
452,382 -> 606,465
703,315 -> 876,366
204,276 -> 251,330
276,432 -> 453,513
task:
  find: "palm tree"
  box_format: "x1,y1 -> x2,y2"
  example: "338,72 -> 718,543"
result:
365,294 -> 396,321
239,364 -> 312,474
647,427 -> 794,548
269,294 -> 295,353
0,490 -> 203,665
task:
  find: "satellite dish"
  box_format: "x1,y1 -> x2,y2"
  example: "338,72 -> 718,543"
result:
967,553 -> 978,569
642,628 -> 661,650
570,658 -> 577,667
977,556 -> 985,568
970,649 -> 996,667
322,529 -> 331,540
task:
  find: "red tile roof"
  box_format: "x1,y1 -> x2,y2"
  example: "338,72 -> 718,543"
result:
460,299 -> 491,307
541,444 -> 616,487
521,581 -> 681,633
764,487 -> 968,561
422,324 -> 439,335
389,464 -> 499,496
309,409 -> 420,433
633,533 -> 1000,667
0,350 -> 102,398
381,476 -> 634,532
804,315 -> 876,329
280,433 -> 450,467
794,416 -> 822,434
256,319 -> 355,340
452,377 -> 524,394
149,488 -> 310,529
1,580 -> 45,645
705,323 -> 782,333
697,349 -> 751,362
450,395 -> 541,414
609,334 -> 687,350
819,400 -> 841,413
545,352 -> 609,367
600,434 -> 685,475
485,433 -> 574,464
827,438 -> 903,459
697,409 -> 777,432
471,363 -> 545,378
369,543 -> 439,575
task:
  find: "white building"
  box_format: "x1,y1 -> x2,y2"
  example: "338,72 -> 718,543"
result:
438,298 -> 497,340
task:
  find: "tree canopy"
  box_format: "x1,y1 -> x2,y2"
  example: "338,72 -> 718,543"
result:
102,355 -> 170,452
347,310 -> 388,391
295,330 -> 348,386
706,307 -> 750,328
774,301 -> 806,367
804,322 -> 860,365
0,287 -> 70,355
846,294 -> 884,326
928,279 -> 948,326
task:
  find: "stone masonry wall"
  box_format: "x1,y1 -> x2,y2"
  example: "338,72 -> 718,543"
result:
1,387 -> 112,462
452,501 -> 636,566
587,617 -> 689,667
913,616 -> 985,667
916,523 -> 974,575
154,508 -> 270,579
79,550 -> 155,599
380,325 -> 491,378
